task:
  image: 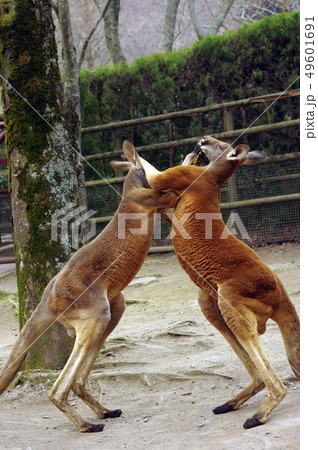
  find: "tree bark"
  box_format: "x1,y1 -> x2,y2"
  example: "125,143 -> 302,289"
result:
78,0 -> 112,70
187,0 -> 205,40
188,0 -> 235,39
95,0 -> 126,64
0,0 -> 84,369
57,0 -> 80,118
159,0 -> 181,52
207,0 -> 235,35
57,0 -> 88,227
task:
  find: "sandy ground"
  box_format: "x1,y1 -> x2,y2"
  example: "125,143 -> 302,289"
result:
0,243 -> 300,450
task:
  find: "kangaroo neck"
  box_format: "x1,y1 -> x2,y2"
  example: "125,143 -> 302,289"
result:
91,200 -> 156,296
100,198 -> 155,245
172,186 -> 227,254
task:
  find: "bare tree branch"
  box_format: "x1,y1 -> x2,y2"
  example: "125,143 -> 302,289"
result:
58,0 -> 79,107
51,1 -> 59,16
187,0 -> 205,40
94,0 -> 126,65
208,0 -> 235,35
78,0 -> 113,69
105,0 -> 127,64
57,0 -> 88,215
159,0 -> 181,52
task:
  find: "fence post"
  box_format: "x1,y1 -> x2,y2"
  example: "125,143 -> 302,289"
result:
112,128 -> 123,177
223,109 -> 239,205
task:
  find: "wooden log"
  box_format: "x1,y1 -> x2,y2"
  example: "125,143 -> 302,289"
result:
83,119 -> 300,162
256,152 -> 300,165
85,176 -> 125,188
223,109 -> 239,204
0,243 -> 14,253
85,152 -> 300,187
220,193 -> 300,210
88,193 -> 300,224
81,89 -> 300,134
257,173 -> 300,183
148,246 -> 174,254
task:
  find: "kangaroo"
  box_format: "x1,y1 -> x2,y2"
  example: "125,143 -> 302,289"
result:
0,140 -> 178,433
137,136 -> 300,429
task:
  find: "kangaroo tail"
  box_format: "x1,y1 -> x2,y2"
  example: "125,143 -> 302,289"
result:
271,288 -> 300,380
0,291 -> 56,394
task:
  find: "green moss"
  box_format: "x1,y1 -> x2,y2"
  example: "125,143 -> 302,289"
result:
10,369 -> 60,390
0,0 -> 16,27
0,292 -> 18,315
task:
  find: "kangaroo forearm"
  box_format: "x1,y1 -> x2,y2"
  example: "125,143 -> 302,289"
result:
149,167 -> 197,193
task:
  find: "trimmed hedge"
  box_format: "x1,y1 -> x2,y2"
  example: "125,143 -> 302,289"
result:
79,11 -> 299,180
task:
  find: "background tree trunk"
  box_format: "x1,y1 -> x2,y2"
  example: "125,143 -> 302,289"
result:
159,0 -> 181,52
0,0 -> 84,369
95,0 -> 126,64
187,0 -> 205,40
57,0 -> 88,230
208,0 -> 235,35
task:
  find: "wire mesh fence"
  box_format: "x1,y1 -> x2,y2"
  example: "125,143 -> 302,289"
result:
85,154 -> 300,248
221,157 -> 300,246
0,152 -> 300,252
83,90 -> 300,249
0,90 -> 300,253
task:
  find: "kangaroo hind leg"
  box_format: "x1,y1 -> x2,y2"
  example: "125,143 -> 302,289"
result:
218,292 -> 287,429
71,293 -> 126,419
198,288 -> 265,414
49,304 -> 111,432
271,293 -> 300,380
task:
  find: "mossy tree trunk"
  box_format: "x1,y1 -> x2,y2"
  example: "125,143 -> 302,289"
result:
0,0 -> 84,369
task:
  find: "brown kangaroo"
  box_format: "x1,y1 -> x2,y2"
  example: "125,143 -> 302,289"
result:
139,136 -> 300,429
0,140 -> 178,433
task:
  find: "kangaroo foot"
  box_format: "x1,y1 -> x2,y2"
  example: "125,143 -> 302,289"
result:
243,415 -> 264,429
213,402 -> 236,414
81,423 -> 105,433
102,409 -> 122,419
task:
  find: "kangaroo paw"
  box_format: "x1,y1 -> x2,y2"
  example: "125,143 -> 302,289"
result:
82,423 -> 105,433
103,409 -> 122,419
213,403 -> 236,414
243,416 -> 263,429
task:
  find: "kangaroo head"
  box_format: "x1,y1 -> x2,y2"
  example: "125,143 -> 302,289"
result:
183,136 -> 266,185
110,140 -> 160,189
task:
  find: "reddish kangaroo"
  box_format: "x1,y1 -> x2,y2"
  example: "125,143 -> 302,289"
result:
0,141 -> 178,432
140,136 -> 300,429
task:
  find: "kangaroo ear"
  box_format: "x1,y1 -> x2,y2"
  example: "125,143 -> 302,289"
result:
110,160 -> 132,171
182,152 -> 200,166
227,144 -> 251,162
228,145 -> 267,165
243,150 -> 267,165
122,140 -> 142,169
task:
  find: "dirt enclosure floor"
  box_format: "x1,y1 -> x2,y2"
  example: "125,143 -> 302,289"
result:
0,243 -> 300,450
